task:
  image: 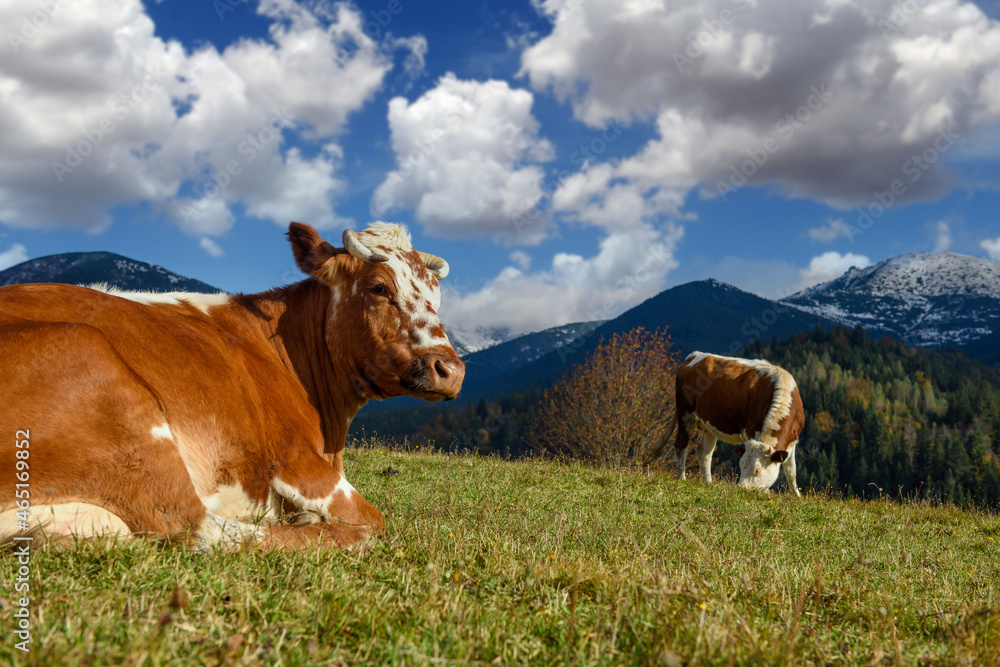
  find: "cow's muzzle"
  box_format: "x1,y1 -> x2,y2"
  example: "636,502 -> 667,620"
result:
405,353 -> 465,400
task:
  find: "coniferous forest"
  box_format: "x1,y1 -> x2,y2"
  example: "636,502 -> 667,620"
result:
352,325 -> 1000,509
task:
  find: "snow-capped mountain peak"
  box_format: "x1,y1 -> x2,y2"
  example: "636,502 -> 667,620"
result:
793,252 -> 1000,301
784,251 -> 1000,348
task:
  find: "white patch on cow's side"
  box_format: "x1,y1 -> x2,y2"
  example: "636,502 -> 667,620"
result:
0,503 -> 131,539
270,478 -> 335,516
202,484 -> 272,522
164,425 -> 276,523
688,413 -> 744,446
195,511 -> 262,550
167,424 -> 223,501
151,423 -> 173,440
87,283 -> 231,315
335,476 -> 355,499
684,351 -> 797,444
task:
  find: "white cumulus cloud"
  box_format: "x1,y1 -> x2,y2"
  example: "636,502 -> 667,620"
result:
0,243 -> 28,271
981,235 -> 1000,260
440,222 -> 683,334
372,74 -> 555,243
522,0 -> 1000,210
0,0 -> 417,237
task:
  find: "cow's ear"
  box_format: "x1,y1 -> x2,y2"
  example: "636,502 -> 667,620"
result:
770,450 -> 789,463
288,222 -> 338,274
735,446 -> 746,457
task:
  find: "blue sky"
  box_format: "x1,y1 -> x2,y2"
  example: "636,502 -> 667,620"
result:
1,0 -> 999,336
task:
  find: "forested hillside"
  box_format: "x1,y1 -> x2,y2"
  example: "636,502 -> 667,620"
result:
746,326 -> 1000,507
353,326 -> 1000,508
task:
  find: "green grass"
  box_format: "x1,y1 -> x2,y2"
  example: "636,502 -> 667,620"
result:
2,444 -> 999,665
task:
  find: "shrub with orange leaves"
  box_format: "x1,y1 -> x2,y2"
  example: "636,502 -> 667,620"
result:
528,327 -> 680,466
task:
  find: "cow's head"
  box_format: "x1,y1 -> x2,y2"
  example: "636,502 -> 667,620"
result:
735,440 -> 788,491
288,221 -> 465,402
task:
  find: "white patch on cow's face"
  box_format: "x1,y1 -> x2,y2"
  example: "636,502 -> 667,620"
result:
87,284 -> 231,315
384,251 -> 450,350
737,440 -> 782,491
151,423 -> 173,440
355,222 -> 451,351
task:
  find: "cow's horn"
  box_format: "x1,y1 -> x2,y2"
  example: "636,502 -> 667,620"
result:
418,252 -> 449,280
342,230 -> 388,263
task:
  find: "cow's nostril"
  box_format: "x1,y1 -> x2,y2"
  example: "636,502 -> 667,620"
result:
433,358 -> 451,380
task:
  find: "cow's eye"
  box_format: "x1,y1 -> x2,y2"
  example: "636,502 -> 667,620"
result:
371,284 -> 386,295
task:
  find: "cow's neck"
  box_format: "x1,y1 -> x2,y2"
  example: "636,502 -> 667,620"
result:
239,280 -> 366,458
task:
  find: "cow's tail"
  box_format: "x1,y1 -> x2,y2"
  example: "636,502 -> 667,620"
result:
648,414 -> 677,461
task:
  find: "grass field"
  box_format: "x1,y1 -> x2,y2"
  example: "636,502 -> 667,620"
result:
2,443 -> 999,665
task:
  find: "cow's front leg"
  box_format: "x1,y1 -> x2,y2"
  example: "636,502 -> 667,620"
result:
697,434 -> 718,483
260,522 -> 372,549
783,441 -> 801,496
270,447 -> 384,546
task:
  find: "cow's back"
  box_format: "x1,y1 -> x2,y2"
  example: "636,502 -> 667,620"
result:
676,353 -> 779,439
0,283 -> 322,464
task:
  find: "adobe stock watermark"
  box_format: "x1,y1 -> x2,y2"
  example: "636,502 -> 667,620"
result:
726,286 -> 800,355
876,0 -> 929,39
509,117 -> 626,236
51,65 -> 170,183
672,0 -> 755,74
173,107 -> 295,223
213,0 -> 248,21
12,429 -> 33,653
716,83 -> 835,200
7,0 -> 72,54
842,123 -> 961,242
361,0 -> 417,40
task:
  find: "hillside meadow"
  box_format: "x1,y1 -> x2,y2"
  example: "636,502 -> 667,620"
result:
2,443 -> 998,666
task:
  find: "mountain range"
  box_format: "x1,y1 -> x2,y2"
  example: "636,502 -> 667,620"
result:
782,252 -> 1000,350
0,251 -> 220,294
2,250 -> 997,400
454,253 -> 1000,402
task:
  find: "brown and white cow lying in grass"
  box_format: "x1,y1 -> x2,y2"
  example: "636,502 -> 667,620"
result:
0,222 -> 464,548
652,351 -> 804,495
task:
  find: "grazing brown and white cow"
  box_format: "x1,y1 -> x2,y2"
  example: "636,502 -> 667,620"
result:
651,351 -> 804,495
0,222 -> 464,548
